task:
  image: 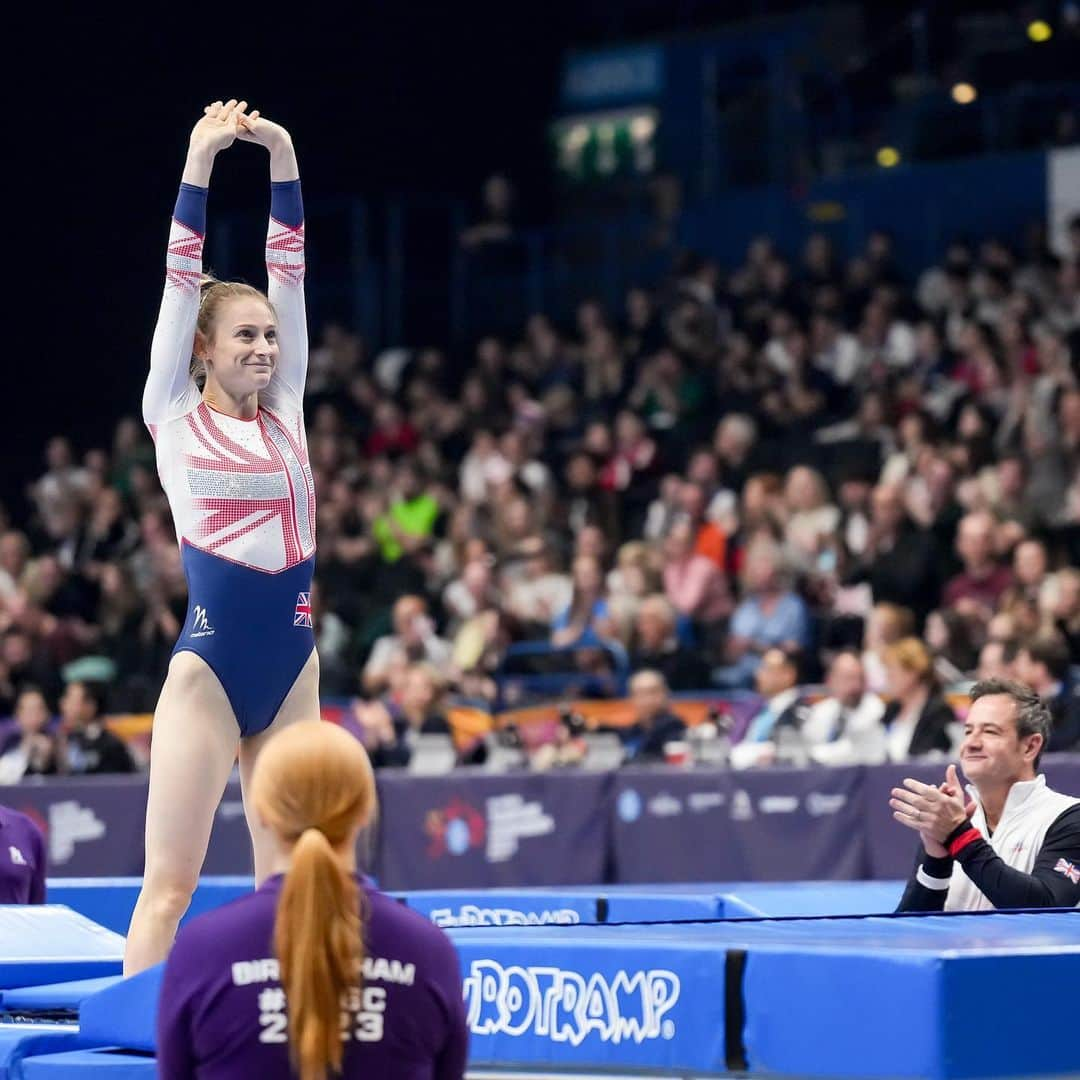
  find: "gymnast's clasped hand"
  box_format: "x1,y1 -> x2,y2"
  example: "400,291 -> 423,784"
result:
188,98 -> 292,157
890,763 -> 977,855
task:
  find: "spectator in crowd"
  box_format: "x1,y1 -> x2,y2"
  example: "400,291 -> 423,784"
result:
0,686 -> 58,782
608,670 -> 686,764
1048,567 -> 1080,662
802,651 -> 887,765
861,603 -> 915,695
661,518 -> 730,636
372,461 -> 440,563
846,484 -> 940,624
551,555 -> 615,647
943,511 -> 1014,622
355,663 -> 454,769
880,638 -> 955,762
1013,631 -> 1080,752
57,681 -> 134,775
782,466 -> 840,574
0,805 -> 46,903
715,539 -> 809,688
977,638 -> 1017,682
504,536 -> 572,633
362,596 -> 452,696
629,594 -> 710,691
731,647 -> 809,769
895,679 -> 1079,911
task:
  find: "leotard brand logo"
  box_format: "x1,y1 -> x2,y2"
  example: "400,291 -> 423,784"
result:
463,960 -> 680,1045
190,605 -> 215,638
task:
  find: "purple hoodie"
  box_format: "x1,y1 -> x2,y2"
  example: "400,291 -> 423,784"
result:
157,876 -> 467,1079
0,806 -> 46,903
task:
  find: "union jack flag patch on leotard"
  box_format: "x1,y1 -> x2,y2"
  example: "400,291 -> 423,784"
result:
1053,857 -> 1079,884
294,592 -> 313,628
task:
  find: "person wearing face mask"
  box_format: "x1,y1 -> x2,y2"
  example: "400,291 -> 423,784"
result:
892,679 -> 1080,911
126,101 -> 320,976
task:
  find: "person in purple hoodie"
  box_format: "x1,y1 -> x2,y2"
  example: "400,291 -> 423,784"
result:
0,805 -> 46,904
157,720 -> 467,1079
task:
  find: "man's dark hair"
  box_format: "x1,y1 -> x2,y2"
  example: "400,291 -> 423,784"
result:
71,680 -> 108,720
1020,631 -> 1071,682
969,678 -> 1052,768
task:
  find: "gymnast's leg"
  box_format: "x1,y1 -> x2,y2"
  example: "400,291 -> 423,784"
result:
123,652 -> 240,976
238,647 -> 321,886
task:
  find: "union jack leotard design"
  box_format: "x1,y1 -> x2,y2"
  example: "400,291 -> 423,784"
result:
143,180 -> 318,735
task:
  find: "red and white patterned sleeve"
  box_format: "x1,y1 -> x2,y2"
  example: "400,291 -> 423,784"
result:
142,184 -> 205,434
262,180 -> 307,414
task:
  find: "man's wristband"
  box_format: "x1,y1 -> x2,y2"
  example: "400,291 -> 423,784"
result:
945,822 -> 981,858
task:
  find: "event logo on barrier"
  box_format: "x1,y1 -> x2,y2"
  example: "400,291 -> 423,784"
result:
425,798 -> 486,857
617,789 -> 642,823
48,800 -> 106,863
463,960 -> 680,1045
731,789 -> 754,821
430,906 -> 582,927
425,793 -> 556,862
805,791 -> 848,816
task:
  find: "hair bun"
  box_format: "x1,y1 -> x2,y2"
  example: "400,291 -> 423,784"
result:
199,273 -> 221,296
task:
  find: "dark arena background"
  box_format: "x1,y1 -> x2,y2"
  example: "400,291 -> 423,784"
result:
2,3 -> 1079,1078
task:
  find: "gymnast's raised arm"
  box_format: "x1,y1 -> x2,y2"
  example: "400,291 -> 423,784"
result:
237,110 -> 308,413
142,100 -> 248,432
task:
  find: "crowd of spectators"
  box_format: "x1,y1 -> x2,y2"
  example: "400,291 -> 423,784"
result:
1,215 -> 1079,775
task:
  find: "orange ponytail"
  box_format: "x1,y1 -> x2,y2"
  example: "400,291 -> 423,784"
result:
276,827 -> 362,1080
251,721 -> 377,1080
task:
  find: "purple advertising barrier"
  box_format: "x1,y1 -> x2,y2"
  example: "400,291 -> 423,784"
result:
611,766 -> 865,883
374,769 -> 611,890
0,776 -> 149,876
862,755 -> 1080,881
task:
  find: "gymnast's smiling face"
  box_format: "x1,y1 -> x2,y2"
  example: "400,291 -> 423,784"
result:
201,297 -> 279,397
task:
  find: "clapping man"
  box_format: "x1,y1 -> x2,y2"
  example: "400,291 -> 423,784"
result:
891,679 -> 1080,911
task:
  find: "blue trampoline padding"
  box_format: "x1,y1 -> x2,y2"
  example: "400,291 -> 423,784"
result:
603,891 -> 722,921
47,877 -> 253,936
19,1049 -> 156,1077
0,977 -> 120,1012
0,908 -> 124,990
0,1023 -> 85,1077
745,945 -> 1080,1079
78,967 -> 163,1054
447,912 -> 1080,1077
450,926 -> 725,1073
399,889 -> 599,926
718,880 -> 905,917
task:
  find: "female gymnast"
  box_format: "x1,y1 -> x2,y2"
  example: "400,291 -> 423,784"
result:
157,722 -> 467,1079
125,100 -> 320,974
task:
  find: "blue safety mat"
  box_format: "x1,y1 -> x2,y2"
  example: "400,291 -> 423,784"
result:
19,1049 -> 155,1076
0,977 -> 120,1013
47,877 -> 253,937
398,880 -> 907,924
0,908 -> 124,990
77,967 -> 162,1055
0,1023 -> 85,1078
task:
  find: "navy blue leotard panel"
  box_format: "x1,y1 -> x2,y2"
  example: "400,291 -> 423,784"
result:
173,542 -> 316,736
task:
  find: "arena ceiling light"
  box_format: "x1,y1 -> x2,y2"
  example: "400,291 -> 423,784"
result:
951,83 -> 978,105
876,146 -> 901,168
1027,19 -> 1053,42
